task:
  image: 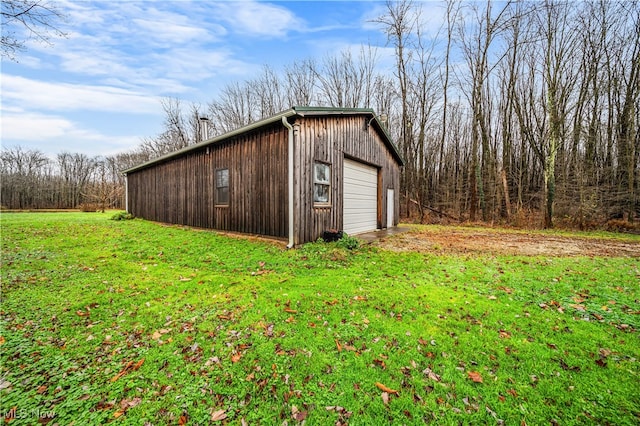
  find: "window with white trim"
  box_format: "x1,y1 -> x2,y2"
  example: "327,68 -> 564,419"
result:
313,162 -> 330,204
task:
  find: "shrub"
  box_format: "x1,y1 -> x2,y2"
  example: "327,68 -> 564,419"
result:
110,211 -> 135,221
336,234 -> 360,250
605,219 -> 640,233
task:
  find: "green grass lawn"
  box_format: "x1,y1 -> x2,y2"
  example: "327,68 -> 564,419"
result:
1,212 -> 638,425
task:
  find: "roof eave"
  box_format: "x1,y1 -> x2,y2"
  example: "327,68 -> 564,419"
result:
123,108 -> 297,174
123,106 -> 403,174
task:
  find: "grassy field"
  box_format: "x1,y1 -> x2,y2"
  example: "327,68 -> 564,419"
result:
1,212 -> 638,425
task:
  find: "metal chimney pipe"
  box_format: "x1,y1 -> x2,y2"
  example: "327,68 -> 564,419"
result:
199,117 -> 210,141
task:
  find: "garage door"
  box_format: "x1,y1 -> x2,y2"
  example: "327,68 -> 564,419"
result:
343,159 -> 378,235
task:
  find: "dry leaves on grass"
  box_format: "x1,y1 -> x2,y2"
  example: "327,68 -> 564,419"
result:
467,371 -> 483,383
113,397 -> 142,418
375,382 -> 399,395
291,405 -> 308,422
423,367 -> 441,382
210,409 -> 227,422
110,359 -> 144,382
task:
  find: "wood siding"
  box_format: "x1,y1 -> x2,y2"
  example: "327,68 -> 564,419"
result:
126,112 -> 401,245
293,115 -> 401,244
127,123 -> 288,238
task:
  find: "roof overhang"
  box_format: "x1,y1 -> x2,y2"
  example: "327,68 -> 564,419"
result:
123,106 -> 403,175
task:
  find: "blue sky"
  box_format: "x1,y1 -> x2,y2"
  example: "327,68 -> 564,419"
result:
2,0 -> 439,158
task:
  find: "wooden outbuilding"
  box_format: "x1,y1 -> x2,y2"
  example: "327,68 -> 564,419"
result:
123,106 -> 403,246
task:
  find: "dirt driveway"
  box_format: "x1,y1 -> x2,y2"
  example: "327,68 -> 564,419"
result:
374,226 -> 640,257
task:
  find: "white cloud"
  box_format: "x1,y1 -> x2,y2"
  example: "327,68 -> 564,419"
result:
17,1 -> 253,97
0,110 -> 142,157
1,75 -> 160,114
2,111 -> 75,141
212,0 -> 300,37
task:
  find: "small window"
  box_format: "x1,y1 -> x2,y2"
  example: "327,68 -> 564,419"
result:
313,162 -> 330,204
216,168 -> 229,205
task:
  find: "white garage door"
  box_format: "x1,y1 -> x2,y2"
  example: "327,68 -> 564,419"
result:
343,159 -> 378,235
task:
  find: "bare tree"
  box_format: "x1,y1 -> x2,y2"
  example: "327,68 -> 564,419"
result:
612,1 -> 640,221
1,0 -> 67,60
207,82 -> 255,135
457,0 -> 512,221
140,98 -> 195,158
0,146 -> 50,208
56,152 -> 97,208
284,58 -> 318,106
373,0 -> 417,217
313,47 -> 378,109
250,65 -> 287,118
84,157 -> 122,212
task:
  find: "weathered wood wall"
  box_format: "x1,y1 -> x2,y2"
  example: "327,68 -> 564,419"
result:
127,123 -> 288,238
293,115 -> 401,244
126,112 -> 401,244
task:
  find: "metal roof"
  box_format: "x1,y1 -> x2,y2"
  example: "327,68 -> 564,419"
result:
123,106 -> 403,174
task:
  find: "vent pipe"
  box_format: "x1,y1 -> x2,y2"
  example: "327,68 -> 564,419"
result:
199,117 -> 210,141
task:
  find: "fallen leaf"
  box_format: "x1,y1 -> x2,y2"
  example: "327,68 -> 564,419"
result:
210,409 -> 227,421
110,358 -> 144,382
423,368 -> 441,382
0,336 -> 5,345
179,413 -> 189,425
599,348 -> 612,357
375,382 -> 398,395
113,409 -> 125,418
284,308 -> 297,314
381,391 -> 390,405
292,407 -> 307,421
335,339 -> 342,352
36,385 -> 47,394
231,353 -> 242,363
373,358 -> 386,369
353,295 -> 367,301
111,361 -> 133,382
467,371 -> 483,383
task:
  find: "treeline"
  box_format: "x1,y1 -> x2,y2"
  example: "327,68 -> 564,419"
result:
1,147 -> 137,210
2,0 -> 638,229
